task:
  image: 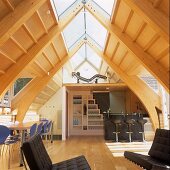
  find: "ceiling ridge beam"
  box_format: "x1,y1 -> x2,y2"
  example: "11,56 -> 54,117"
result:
85,2 -> 169,92
122,0 -> 169,42
0,2 -> 84,98
0,0 -> 47,45
87,37 -> 160,130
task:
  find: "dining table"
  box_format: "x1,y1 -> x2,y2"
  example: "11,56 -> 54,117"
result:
0,121 -> 39,166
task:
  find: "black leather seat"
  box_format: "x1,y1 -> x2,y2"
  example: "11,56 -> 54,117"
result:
124,129 -> 170,170
21,134 -> 91,170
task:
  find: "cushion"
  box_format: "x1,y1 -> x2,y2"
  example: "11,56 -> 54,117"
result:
148,129 -> 170,165
22,134 -> 52,170
52,155 -> 91,170
124,151 -> 170,170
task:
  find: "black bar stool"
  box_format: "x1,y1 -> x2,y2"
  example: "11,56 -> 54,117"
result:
125,115 -> 135,142
137,114 -> 147,142
111,115 -> 124,142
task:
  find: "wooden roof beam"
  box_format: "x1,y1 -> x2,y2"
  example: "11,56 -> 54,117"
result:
22,24 -> 37,43
0,2 -> 84,98
51,42 -> 61,61
85,1 -> 169,92
0,0 -> 47,45
153,0 -> 162,8
42,52 -> 55,68
87,37 -> 160,130
122,0 -> 169,42
0,50 -> 16,63
111,0 -> 121,24
36,11 -> 48,34
0,70 -> 5,74
2,0 -> 14,11
12,40 -> 84,122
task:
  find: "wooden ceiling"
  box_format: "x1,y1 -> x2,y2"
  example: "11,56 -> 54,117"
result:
0,0 -> 169,125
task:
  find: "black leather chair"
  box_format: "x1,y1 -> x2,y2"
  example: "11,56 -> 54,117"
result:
124,129 -> 170,170
21,134 -> 91,170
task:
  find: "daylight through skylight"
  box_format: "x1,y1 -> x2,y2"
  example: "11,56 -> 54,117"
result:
52,0 -> 76,17
62,8 -> 107,50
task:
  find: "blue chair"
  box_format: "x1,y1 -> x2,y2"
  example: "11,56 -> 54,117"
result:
41,121 -> 49,140
46,121 -> 53,142
0,125 -> 10,155
0,125 -> 19,169
30,123 -> 37,138
36,122 -> 43,135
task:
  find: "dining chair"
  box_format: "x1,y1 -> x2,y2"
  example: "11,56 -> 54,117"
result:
0,125 -> 20,169
41,121 -> 49,140
0,125 -> 10,155
36,122 -> 43,135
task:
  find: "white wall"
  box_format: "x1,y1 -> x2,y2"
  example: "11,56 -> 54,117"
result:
38,88 -> 63,135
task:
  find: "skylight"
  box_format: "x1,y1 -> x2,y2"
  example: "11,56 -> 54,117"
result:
62,9 -> 107,50
93,0 -> 115,16
86,44 -> 101,69
70,45 -> 86,69
76,62 -> 98,79
70,44 -> 102,71
52,0 -> 76,17
62,12 -> 85,49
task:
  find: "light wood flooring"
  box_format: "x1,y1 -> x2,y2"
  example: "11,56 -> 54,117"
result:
0,136 -> 143,170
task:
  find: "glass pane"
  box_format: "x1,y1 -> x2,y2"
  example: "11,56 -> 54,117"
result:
86,11 -> 107,49
86,45 -> 101,69
14,78 -> 32,96
93,0 -> 115,15
63,12 -> 85,49
52,0 -> 76,16
70,45 -> 86,69
76,61 -> 98,79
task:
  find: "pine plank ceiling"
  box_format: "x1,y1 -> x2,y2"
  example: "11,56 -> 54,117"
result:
0,0 -> 169,98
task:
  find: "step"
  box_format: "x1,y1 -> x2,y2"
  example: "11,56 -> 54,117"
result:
88,104 -> 98,109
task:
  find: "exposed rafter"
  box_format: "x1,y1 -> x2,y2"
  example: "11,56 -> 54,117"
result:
122,0 -> 169,42
0,0 -> 47,45
12,40 -> 84,121
86,37 -> 160,130
85,1 -> 169,92
2,0 -> 14,11
0,50 -> 16,63
0,2 -> 84,98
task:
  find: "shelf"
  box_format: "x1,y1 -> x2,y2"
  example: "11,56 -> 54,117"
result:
88,125 -> 104,127
73,114 -> 82,117
73,125 -> 82,127
88,119 -> 103,121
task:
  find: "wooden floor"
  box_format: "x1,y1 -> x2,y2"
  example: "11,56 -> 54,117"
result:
0,136 -> 143,170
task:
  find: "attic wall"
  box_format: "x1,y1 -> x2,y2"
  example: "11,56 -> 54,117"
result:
38,88 -> 63,135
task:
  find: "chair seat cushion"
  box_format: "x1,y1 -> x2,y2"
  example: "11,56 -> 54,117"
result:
148,129 -> 170,165
124,151 -> 170,170
52,155 -> 91,170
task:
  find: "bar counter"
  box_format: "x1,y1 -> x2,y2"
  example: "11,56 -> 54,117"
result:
103,113 -> 145,141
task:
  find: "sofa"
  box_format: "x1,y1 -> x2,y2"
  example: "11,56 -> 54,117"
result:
21,134 -> 91,170
124,129 -> 170,170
